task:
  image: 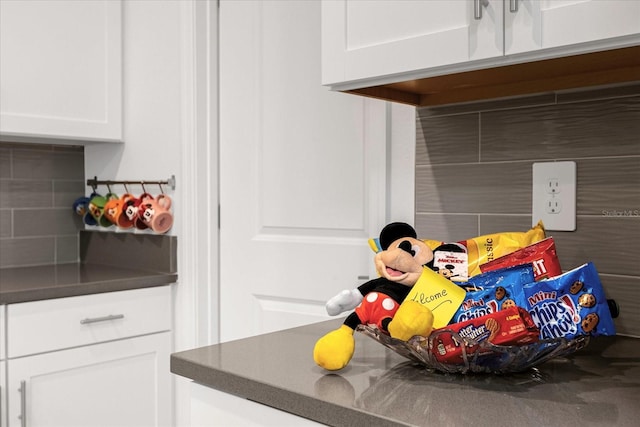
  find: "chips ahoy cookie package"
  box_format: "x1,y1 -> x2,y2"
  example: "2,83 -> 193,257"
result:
522,262 -> 616,339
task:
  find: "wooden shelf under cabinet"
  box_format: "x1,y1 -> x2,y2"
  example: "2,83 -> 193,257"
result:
346,46 -> 640,107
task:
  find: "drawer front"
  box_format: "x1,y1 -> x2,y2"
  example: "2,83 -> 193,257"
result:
7,285 -> 170,358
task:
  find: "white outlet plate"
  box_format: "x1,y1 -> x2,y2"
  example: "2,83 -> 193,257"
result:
532,161 -> 576,231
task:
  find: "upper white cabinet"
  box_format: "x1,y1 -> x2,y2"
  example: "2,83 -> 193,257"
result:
322,0 -> 640,93
505,0 -> 640,55
322,0 -> 503,86
0,0 -> 122,143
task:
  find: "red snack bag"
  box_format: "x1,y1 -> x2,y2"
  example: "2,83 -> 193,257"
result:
480,237 -> 561,281
430,306 -> 539,364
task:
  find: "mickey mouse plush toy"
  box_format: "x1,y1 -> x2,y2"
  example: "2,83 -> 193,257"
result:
313,222 -> 435,371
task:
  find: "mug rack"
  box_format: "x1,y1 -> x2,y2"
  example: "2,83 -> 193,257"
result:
86,175 -> 176,192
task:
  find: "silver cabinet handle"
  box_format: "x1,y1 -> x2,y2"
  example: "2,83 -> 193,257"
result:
474,0 -> 489,20
79,314 -> 125,325
18,380 -> 26,427
510,0 -> 519,12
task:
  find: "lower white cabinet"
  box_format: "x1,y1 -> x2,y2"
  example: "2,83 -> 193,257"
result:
7,333 -> 170,427
5,286 -> 172,427
190,382 -> 324,427
1,306 -> 5,427
1,360 -> 6,427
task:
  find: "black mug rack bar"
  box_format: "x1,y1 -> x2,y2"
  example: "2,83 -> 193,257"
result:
86,175 -> 176,191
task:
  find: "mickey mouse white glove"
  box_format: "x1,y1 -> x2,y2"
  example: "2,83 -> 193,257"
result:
326,289 -> 363,316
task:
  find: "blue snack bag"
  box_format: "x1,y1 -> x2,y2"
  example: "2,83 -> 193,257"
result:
522,262 -> 616,339
451,264 -> 535,323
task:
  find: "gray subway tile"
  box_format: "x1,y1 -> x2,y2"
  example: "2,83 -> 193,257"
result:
13,148 -> 84,180
13,208 -> 82,237
576,157 -> 640,216
481,97 -> 640,162
416,162 -> 531,214
557,83 -> 640,104
416,113 -> 479,165
0,147 -> 11,178
56,235 -> 80,264
417,93 -> 556,117
0,209 -> 11,237
414,213 -> 479,243
600,274 -> 640,338
0,180 -> 53,208
54,180 -> 86,208
0,237 -> 56,267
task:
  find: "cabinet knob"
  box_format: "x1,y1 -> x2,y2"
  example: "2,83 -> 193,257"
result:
510,0 -> 519,13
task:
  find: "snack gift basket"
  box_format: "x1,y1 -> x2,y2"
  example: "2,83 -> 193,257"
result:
357,324 -> 590,374
357,228 -> 617,375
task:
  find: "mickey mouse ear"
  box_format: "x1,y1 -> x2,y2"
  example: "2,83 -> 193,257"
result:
379,222 -> 417,250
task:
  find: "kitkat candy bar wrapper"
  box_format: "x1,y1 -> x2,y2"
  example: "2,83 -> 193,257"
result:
480,237 -> 562,281
451,264 -> 535,324
523,262 -> 616,339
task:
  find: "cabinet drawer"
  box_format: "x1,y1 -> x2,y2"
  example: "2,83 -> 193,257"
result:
7,286 -> 170,358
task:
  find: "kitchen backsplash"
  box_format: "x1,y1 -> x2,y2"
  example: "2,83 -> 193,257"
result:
0,142 -> 85,267
414,83 -> 640,337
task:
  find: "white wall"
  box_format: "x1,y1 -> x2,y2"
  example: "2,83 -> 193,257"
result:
84,2 -> 218,425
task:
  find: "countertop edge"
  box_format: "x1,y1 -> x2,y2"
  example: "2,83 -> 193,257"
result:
0,263 -> 178,304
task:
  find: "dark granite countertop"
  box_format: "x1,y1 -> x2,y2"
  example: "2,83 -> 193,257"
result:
0,262 -> 177,304
171,319 -> 640,427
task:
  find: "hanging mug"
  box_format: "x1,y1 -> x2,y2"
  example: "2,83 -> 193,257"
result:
114,193 -> 136,229
103,193 -> 124,227
129,193 -> 154,230
139,194 -> 173,234
98,193 -> 119,227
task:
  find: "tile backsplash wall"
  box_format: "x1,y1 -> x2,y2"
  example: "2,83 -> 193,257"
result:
0,142 -> 85,268
415,83 -> 640,337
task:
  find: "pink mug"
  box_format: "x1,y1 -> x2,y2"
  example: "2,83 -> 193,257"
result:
139,194 -> 173,234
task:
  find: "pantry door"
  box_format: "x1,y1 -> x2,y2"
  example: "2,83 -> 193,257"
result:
219,0 -> 388,342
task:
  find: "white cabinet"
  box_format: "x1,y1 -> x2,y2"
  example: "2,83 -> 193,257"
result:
322,0 -> 640,90
505,0 -> 640,55
0,305 -> 5,360
322,0 -> 503,86
7,334 -> 170,427
0,0 -> 122,143
1,305 -> 5,427
1,360 -> 5,427
5,286 -> 172,427
190,382 -> 324,427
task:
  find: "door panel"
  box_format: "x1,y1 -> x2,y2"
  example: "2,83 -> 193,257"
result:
219,0 -> 387,342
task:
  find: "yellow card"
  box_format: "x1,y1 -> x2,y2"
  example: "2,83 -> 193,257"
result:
405,268 -> 466,329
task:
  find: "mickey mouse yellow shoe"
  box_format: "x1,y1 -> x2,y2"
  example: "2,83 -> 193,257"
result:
313,325 -> 355,371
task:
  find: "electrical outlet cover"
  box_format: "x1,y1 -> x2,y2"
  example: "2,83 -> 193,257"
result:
532,161 -> 576,231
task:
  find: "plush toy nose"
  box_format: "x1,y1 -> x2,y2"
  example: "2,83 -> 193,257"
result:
398,240 -> 415,256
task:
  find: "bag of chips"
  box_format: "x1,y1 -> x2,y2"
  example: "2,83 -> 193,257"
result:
423,221 -> 546,279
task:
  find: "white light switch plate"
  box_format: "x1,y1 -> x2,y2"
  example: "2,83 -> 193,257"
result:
532,161 -> 576,231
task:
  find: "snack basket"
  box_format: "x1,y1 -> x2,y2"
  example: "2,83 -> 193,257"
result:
357,324 -> 590,374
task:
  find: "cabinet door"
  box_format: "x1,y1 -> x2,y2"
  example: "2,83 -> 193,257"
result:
0,305 -> 4,360
322,0 -> 503,86
1,360 -> 5,427
7,333 -> 171,427
0,0 -> 122,142
506,0 -> 640,55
